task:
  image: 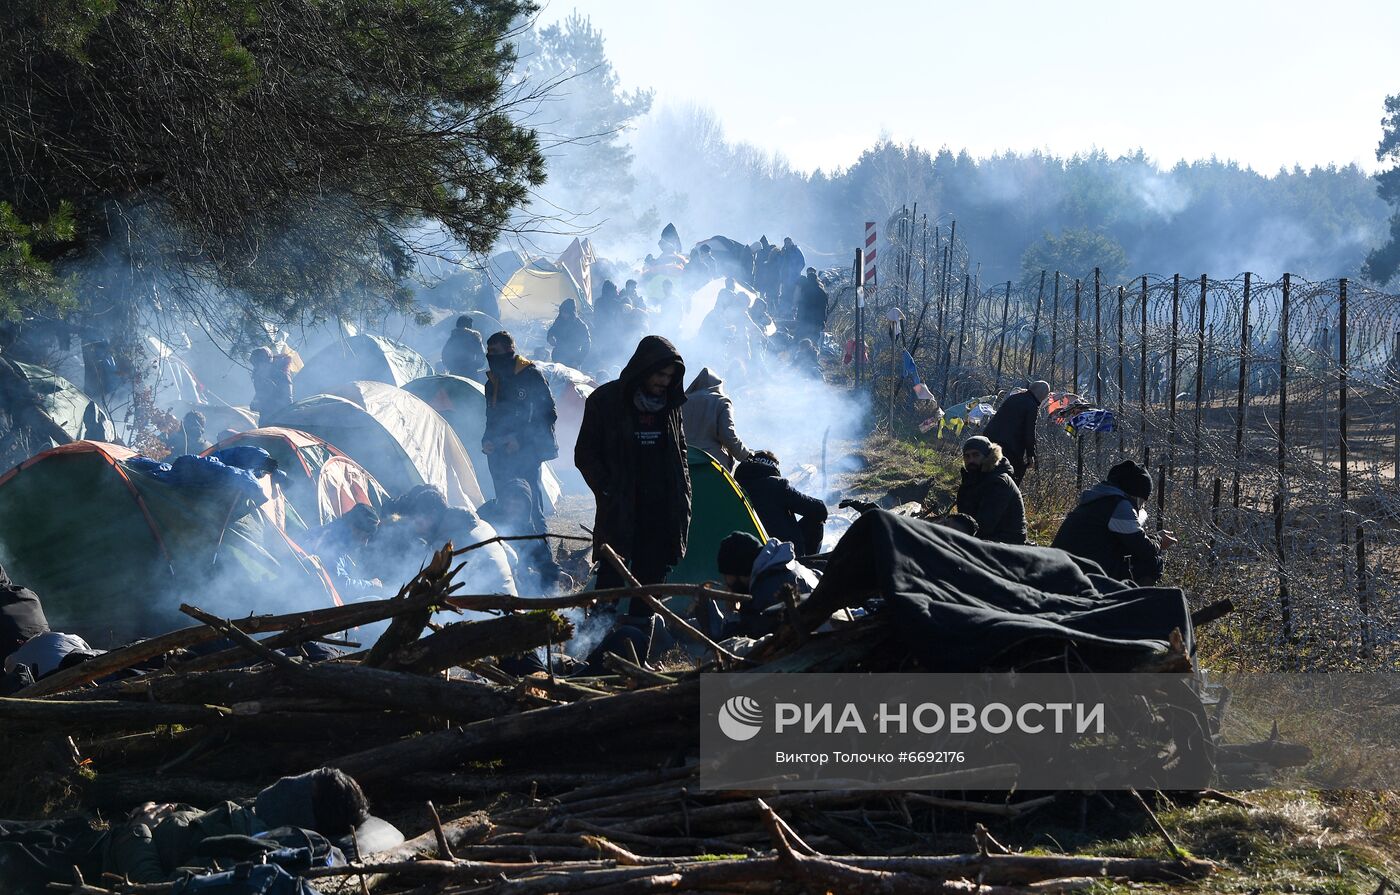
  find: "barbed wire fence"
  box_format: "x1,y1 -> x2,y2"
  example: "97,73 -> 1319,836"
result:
827,208 -> 1400,671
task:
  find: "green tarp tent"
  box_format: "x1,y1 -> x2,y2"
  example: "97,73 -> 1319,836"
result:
666,447 -> 768,588
0,441 -> 339,644
266,381 -> 483,508
294,334 -> 434,397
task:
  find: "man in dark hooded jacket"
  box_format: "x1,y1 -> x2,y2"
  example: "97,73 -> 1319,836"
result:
483,332 -> 558,534
1051,459 -> 1177,584
442,315 -> 486,381
576,335 -> 691,588
982,381 -> 1049,484
734,451 -> 827,556
954,436 -> 1027,545
547,299 -> 592,370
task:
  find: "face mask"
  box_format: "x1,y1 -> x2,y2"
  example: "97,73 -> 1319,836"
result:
487,352 -> 515,375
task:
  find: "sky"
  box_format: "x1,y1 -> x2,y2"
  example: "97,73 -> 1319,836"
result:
535,0 -> 1400,176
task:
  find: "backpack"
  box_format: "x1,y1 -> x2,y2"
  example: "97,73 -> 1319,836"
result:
173,863 -> 324,895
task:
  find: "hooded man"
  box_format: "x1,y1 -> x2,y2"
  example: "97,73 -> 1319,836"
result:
1051,459 -> 1177,585
681,368 -> 750,470
733,451 -> 827,556
162,410 -> 210,457
483,331 -> 558,535
248,347 -> 294,421
575,335 -> 691,588
442,315 -> 486,381
793,267 -> 828,342
982,380 -> 1050,484
954,436 -> 1027,545
547,299 -> 592,370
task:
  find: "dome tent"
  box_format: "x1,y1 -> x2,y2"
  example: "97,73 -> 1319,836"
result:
294,334 -> 434,397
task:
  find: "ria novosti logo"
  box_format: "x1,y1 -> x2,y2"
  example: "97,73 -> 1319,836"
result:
717,695 -> 764,741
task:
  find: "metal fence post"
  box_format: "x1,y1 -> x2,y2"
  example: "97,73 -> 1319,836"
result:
1232,272 -> 1252,510
1193,275 -> 1207,491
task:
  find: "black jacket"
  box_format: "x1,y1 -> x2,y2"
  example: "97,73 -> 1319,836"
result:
442,327 -> 486,378
0,565 -> 47,664
575,336 -> 691,565
484,357 -> 558,465
1050,483 -> 1164,585
734,459 -> 828,554
982,389 -> 1040,466
955,449 -> 1027,545
547,310 -> 592,370
795,276 -> 828,325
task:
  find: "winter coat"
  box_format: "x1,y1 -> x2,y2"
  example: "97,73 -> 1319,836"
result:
575,336 -> 691,566
795,275 -> 828,327
547,303 -> 592,370
954,445 -> 1028,545
743,539 -> 802,618
442,326 -> 486,378
0,565 -> 47,664
982,389 -> 1040,466
1050,482 -> 1164,585
249,355 -> 293,417
104,801 -> 266,883
484,356 -> 558,466
681,368 -> 750,469
734,458 -> 828,555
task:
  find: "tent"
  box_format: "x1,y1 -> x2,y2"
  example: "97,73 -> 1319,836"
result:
0,441 -> 339,643
497,261 -> 580,325
557,237 -> 596,307
266,381 -> 484,508
204,427 -> 389,530
666,447 -> 768,589
11,361 -> 114,443
295,334 -> 434,397
191,402 -> 259,440
529,362 -> 595,493
402,374 -> 561,507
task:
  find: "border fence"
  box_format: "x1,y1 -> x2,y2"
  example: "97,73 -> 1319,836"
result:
829,207 -> 1400,670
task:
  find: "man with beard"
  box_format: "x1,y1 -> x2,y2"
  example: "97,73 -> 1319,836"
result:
954,436 -> 1027,545
575,336 -> 691,590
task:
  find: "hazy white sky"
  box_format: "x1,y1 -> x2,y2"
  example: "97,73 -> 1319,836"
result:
536,0 -> 1400,175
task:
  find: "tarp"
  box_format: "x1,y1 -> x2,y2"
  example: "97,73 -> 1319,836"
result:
497,261 -> 580,325
266,381 -> 483,508
557,238 -> 596,307
402,374 -> 560,507
0,441 -> 339,643
803,510 -> 1193,672
13,362 -> 114,443
667,447 -> 768,588
295,334 -> 434,397
203,427 -> 389,529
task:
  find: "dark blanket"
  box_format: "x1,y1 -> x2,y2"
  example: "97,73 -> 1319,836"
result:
800,510 -> 1192,671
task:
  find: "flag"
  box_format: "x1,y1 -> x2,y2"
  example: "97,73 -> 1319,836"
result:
1066,409 -> 1117,435
901,351 -> 936,402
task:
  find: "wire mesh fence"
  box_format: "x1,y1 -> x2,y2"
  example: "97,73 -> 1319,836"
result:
828,211 -> 1400,670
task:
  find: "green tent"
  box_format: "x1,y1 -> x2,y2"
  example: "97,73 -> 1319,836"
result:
14,361 -> 114,442
266,381 -> 483,507
666,447 -> 768,587
0,441 -> 339,644
295,334 -> 434,397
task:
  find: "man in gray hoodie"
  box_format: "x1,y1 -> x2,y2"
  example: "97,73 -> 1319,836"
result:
681,367 -> 751,470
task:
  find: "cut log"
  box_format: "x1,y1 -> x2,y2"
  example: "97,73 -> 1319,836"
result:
0,697 -> 228,729
331,679 -> 699,781
380,612 -> 575,675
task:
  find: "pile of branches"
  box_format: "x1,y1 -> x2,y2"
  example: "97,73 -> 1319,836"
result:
0,542 -> 1307,895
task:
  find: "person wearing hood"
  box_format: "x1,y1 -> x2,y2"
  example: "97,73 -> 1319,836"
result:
776,237 -> 806,315
1051,459 -> 1177,585
483,331 -> 558,535
442,315 -> 486,381
547,299 -> 592,370
681,368 -> 751,470
734,450 -> 827,556
954,436 -> 1027,545
701,531 -> 815,639
249,347 -> 294,421
304,504 -> 383,599
576,335 -> 691,589
395,484 -> 518,595
982,380 -> 1050,484
793,268 -> 828,343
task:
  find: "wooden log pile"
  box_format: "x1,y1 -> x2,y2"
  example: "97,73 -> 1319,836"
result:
0,542 -> 1307,895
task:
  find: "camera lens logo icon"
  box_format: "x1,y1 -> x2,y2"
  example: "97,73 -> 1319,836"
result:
717,695 -> 764,741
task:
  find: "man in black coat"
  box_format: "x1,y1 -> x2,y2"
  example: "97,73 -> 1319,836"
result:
442,315 -> 486,381
1051,459 -> 1177,585
575,335 -> 691,588
982,380 -> 1050,484
954,436 -> 1027,545
547,299 -> 591,370
483,332 -> 558,535
793,268 -> 828,343
734,451 -> 828,556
